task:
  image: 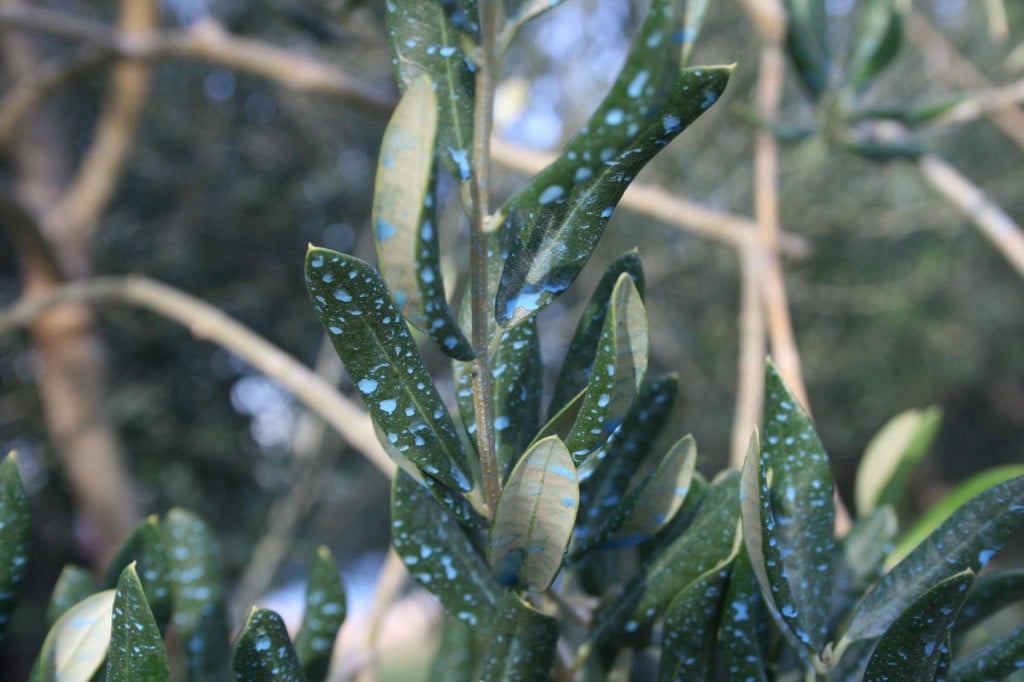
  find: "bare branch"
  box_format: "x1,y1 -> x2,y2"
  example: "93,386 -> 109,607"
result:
731,245 -> 765,470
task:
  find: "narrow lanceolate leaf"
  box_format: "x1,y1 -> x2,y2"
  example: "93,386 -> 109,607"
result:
843,474 -> 1024,644
0,452 -> 30,641
294,546 -> 346,682
479,594 -> 559,682
37,590 -> 115,682
163,508 -> 229,682
549,251 -> 644,416
392,470 -> 505,630
863,570 -> 974,682
659,563 -> 731,681
565,274 -> 648,465
847,0 -> 904,93
781,0 -> 830,98
103,515 -> 171,628
572,435 -> 696,558
46,565 -> 97,627
232,608 -> 304,682
489,437 -> 578,591
718,545 -> 769,682
955,568 -> 1024,633
106,564 -> 171,682
373,75 -> 472,360
741,364 -> 836,657
948,623 -> 1024,681
428,616 -> 479,682
384,1 -> 475,186
495,66 -> 731,326
855,406 -> 941,516
590,471 -> 741,645
532,388 -> 587,446
837,506 -> 897,601
307,248 -> 473,492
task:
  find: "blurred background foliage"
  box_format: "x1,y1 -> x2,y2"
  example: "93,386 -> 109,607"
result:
0,0 -> 1022,676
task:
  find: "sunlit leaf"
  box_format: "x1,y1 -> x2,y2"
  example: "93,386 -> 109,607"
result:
106,563 -> 171,682
565,274 -> 648,465
307,247 -> 473,492
863,570 -> 973,682
231,608 -> 304,682
0,452 -> 30,641
489,436 -> 578,591
294,547 -> 346,682
855,406 -> 941,516
955,568 -> 1024,634
479,593 -> 559,682
717,545 -> 769,682
428,615 -> 478,682
659,562 -> 731,681
846,0 -> 904,93
843,474 -> 1024,643
46,565 -> 97,627
781,0 -> 830,98
373,75 -> 473,360
37,589 -> 115,682
103,515 -> 171,629
392,470 -> 504,630
948,623 -> 1024,681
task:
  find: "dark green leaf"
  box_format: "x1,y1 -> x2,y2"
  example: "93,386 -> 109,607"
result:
842,134 -> 926,161
103,515 -> 171,629
841,505 -> 898,593
307,247 -> 473,492
948,623 -> 1024,681
532,387 -> 587,445
847,0 -> 903,93
564,274 -> 648,464
549,250 -> 644,416
37,589 -> 115,682
46,565 -> 97,627
843,475 -> 1024,643
741,363 -> 836,655
863,570 -> 974,682
0,452 -> 30,641
855,406 -> 941,516
781,0 -> 830,98
436,0 -> 479,40
428,616 -> 478,682
232,608 -> 304,682
294,546 -> 346,682
495,65 -> 731,326
384,0 -> 475,186
489,436 -> 578,591
163,508 -> 229,682
373,75 -> 473,360
479,594 -> 558,682
392,470 -> 504,630
659,562 -> 731,681
106,564 -> 171,682
956,568 -> 1024,634
718,545 -> 769,682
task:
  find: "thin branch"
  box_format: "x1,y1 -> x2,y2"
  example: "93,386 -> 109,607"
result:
731,245 -> 765,470
0,276 -> 394,477
349,549 -> 408,682
930,78 -> 1024,130
983,0 -> 1009,43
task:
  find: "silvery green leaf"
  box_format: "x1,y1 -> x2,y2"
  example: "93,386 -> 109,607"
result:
46,565 -> 97,627
0,452 -> 30,641
231,608 -> 304,682
294,547 -> 346,682
846,0 -> 903,93
854,406 -> 941,516
37,590 -> 115,682
106,564 -> 171,682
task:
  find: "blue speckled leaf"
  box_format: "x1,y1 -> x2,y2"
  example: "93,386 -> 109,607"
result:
307,247 -> 473,492
0,452 -> 30,641
479,593 -> 559,682
589,471 -> 741,645
294,546 -> 346,682
532,388 -> 587,446
489,436 -> 578,591
46,565 -> 97,627
37,589 -> 115,682
855,406 -> 941,517
948,623 -> 1024,681
844,474 -> 1024,643
373,75 -> 473,360
385,0 -> 475,186
955,568 -> 1024,634
428,616 -> 478,682
106,564 -> 171,682
782,0 -> 830,98
935,634 -> 952,681
231,608 -> 304,682
392,470 -> 504,630
863,570 -> 973,682
565,274 -> 648,465
659,562 -> 731,682
718,545 -> 769,682
103,515 -> 171,629
741,363 -> 836,657
163,508 -> 229,682
549,251 -> 644,416
847,0 -> 903,94
834,506 -> 897,613
495,65 -> 731,326
437,0 -> 479,40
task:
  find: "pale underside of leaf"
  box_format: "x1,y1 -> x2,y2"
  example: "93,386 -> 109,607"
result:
39,590 -> 115,682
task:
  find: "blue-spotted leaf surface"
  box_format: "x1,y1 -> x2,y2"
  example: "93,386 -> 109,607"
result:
956,568 -> 1024,634
495,65 -> 731,326
479,593 -> 559,682
659,562 -> 731,682
428,616 -> 478,682
549,251 -> 644,416
948,623 -> 1024,681
781,0 -> 830,98
843,474 -> 1024,644
392,470 -> 504,630
718,545 -> 769,682
565,274 -> 648,464
231,608 -> 304,682
107,564 -> 171,682
436,0 -> 479,39
37,589 -> 115,682
0,452 -> 30,641
855,406 -> 941,516
307,247 -> 472,492
863,570 -> 973,682
46,565 -> 97,627
294,546 -> 346,682
163,508 -> 229,682
373,75 -> 472,360
489,436 -> 578,591
847,0 -> 903,93
384,0 -> 475,186
103,515 -> 171,629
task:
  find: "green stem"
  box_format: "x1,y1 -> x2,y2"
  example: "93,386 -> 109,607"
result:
469,2 -> 501,513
